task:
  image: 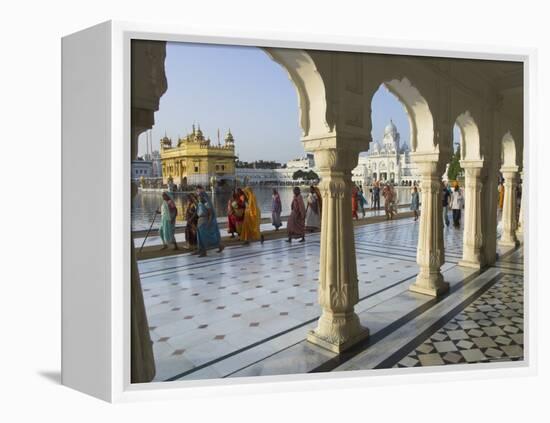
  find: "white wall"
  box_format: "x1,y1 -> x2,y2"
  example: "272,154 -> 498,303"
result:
3,0 -> 546,421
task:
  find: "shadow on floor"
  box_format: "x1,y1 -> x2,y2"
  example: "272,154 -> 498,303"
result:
37,370 -> 61,384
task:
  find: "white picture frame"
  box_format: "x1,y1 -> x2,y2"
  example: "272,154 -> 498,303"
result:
61,20 -> 537,403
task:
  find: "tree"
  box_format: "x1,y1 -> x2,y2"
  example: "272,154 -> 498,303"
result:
292,170 -> 305,180
447,144 -> 463,182
306,170 -> 319,181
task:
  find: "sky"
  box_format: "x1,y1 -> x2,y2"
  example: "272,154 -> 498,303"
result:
138,42 -> 456,162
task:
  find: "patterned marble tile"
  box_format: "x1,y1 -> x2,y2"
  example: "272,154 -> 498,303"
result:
393,273 -> 524,368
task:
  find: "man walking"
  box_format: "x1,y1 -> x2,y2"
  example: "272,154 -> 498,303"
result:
372,181 -> 381,210
442,182 -> 451,227
450,185 -> 464,227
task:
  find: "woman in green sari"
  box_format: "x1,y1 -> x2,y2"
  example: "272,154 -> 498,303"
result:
157,191 -> 179,250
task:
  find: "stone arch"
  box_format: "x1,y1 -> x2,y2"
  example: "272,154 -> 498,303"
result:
383,78 -> 435,154
501,131 -> 517,168
455,111 -> 482,161
262,48 -> 329,139
364,69 -> 448,297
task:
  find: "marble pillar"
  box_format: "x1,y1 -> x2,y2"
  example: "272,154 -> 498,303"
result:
130,129 -> 155,383
500,166 -> 519,246
480,161 -> 499,267
409,159 -> 449,296
459,161 -> 485,269
130,40 -> 167,383
516,171 -> 524,242
306,147 -> 369,353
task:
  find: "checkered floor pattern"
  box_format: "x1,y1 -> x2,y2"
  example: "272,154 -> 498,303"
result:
394,272 -> 524,368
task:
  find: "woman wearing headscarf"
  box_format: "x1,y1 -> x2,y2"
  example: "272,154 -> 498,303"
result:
196,190 -> 224,257
351,185 -> 360,220
184,193 -> 198,250
229,188 -> 246,237
241,187 -> 263,245
287,186 -> 306,243
305,185 -> 321,231
358,187 -> 367,218
410,186 -> 420,221
498,180 -> 505,210
158,191 -> 179,250
271,188 -> 282,230
382,183 -> 396,220
227,191 -> 238,238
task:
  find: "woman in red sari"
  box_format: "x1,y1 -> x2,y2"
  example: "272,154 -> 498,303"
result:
227,188 -> 245,238
287,186 -> 306,243
227,192 -> 239,238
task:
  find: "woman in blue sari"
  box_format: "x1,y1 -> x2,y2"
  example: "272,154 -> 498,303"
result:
196,190 -> 225,257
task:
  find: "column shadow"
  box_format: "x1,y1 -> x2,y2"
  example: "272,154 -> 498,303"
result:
37,370 -> 61,384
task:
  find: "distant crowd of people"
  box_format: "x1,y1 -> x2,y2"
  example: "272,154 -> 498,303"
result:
407,180 -> 465,227
363,181 -> 398,220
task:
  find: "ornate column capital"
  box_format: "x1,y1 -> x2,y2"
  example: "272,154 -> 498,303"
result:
500,165 -> 519,175
303,132 -> 367,160
411,154 -> 447,176
460,159 -> 484,170
312,147 -> 361,173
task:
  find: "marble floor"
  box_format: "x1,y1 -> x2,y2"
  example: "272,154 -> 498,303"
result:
391,271 -> 524,368
137,213 -> 524,382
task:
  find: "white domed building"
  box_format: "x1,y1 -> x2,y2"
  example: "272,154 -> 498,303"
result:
352,120 -> 420,186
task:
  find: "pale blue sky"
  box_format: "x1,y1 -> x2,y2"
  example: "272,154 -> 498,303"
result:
138,42 -> 455,162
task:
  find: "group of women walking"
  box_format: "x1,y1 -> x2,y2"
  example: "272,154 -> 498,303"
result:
286,185 -> 323,242
154,184 -> 325,256
226,187 -> 264,245
158,186 -> 224,257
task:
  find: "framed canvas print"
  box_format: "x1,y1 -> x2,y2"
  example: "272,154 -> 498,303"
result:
61,20 -> 536,402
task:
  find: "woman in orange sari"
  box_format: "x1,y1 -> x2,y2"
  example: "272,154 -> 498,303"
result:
498,181 -> 505,209
240,187 -> 263,245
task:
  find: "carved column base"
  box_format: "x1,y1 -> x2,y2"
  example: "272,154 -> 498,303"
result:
458,259 -> 483,270
515,228 -> 524,244
499,237 -> 519,248
409,270 -> 449,297
459,243 -> 484,269
307,310 -> 369,353
500,167 -> 519,248
516,227 -> 524,237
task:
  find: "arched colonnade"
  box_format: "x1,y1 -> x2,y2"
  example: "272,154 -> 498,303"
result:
130,41 -> 524,379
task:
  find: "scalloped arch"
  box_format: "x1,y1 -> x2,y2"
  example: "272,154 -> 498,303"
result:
383,78 -> 435,154
262,48 -> 329,138
455,111 -> 482,161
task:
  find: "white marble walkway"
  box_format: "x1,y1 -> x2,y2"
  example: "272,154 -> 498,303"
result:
137,213 -> 520,382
